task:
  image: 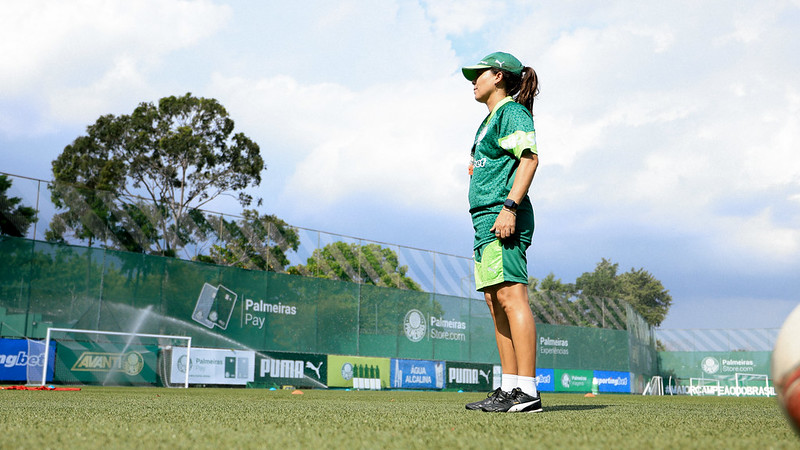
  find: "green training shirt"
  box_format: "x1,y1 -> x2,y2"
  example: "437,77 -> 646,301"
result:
469,96 -> 537,249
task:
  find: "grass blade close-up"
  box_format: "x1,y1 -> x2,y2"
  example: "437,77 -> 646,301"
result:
1,387 -> 796,449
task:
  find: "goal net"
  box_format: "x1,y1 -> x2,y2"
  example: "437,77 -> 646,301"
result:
689,377 -> 720,396
642,375 -> 664,395
735,373 -> 770,388
40,328 -> 191,388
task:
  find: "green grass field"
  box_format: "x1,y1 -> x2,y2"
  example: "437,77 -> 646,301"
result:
1,387 -> 797,449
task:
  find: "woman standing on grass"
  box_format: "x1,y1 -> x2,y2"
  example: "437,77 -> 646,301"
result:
461,52 -> 542,413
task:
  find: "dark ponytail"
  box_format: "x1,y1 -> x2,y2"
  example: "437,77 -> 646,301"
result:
494,66 -> 539,113
515,67 -> 538,113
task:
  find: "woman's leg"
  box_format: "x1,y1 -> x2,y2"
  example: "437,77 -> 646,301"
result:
485,287 -> 517,376
486,281 -> 536,377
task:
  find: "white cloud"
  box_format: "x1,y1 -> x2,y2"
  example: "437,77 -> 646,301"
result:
208,0 -> 800,277
212,72 -> 478,214
203,0 -> 477,214
629,25 -> 676,53
421,0 -> 503,35
535,114 -> 605,170
221,0 -> 459,86
714,2 -> 782,45
717,208 -> 800,264
218,0 -> 800,271
496,1 -> 800,270
48,56 -> 149,125
210,73 -> 356,149
0,0 -> 231,131
285,77 -> 476,211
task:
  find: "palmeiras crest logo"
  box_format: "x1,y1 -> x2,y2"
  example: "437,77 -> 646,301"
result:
122,351 -> 145,376
403,309 -> 427,342
561,373 -> 571,388
177,355 -> 193,373
701,356 -> 720,375
341,362 -> 354,381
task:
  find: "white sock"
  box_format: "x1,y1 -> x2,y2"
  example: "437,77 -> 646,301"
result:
501,374 -> 518,393
517,375 -> 538,397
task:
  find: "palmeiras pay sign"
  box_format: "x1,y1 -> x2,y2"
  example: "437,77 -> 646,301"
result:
169,347 -> 254,385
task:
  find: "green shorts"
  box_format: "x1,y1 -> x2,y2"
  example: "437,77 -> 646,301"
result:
473,238 -> 530,291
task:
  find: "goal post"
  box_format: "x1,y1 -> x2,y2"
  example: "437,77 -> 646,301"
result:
42,327 -> 192,388
688,377 -> 720,396
735,373 -> 770,388
689,377 -> 720,388
643,375 -> 664,395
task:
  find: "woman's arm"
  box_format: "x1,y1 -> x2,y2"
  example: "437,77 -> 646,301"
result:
490,151 -> 539,239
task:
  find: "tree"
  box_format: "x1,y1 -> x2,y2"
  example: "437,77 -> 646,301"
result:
0,174 -> 37,237
574,258 -> 672,327
48,93 -> 264,256
46,113 -> 135,247
531,273 -> 576,295
528,273 -> 597,326
618,268 -> 672,326
288,242 -> 421,291
196,209 -> 300,272
575,258 -> 620,299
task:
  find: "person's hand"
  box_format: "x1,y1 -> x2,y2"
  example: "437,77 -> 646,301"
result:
490,208 -> 516,240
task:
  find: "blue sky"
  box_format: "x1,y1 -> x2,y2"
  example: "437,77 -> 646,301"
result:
1,0 -> 799,330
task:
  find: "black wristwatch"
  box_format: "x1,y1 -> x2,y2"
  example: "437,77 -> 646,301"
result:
503,198 -> 518,210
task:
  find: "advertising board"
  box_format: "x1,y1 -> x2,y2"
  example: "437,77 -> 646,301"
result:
253,351 -> 327,388
326,354 -> 390,389
593,370 -> 631,393
55,340 -> 157,385
169,347 -> 254,385
445,361 -> 493,392
555,369 -> 594,392
390,358 -> 444,389
0,338 -> 56,382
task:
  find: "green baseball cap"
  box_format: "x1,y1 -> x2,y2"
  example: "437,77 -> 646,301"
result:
462,52 -> 524,81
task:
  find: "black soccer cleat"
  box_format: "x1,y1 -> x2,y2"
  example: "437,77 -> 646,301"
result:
507,387 -> 543,413
465,387 -> 506,411
481,388 -> 543,413
479,388 -> 516,412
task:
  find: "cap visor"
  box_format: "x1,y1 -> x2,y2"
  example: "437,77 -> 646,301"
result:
461,64 -> 491,81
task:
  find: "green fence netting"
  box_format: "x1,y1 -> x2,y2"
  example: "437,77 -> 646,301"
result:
1,236 -> 656,377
